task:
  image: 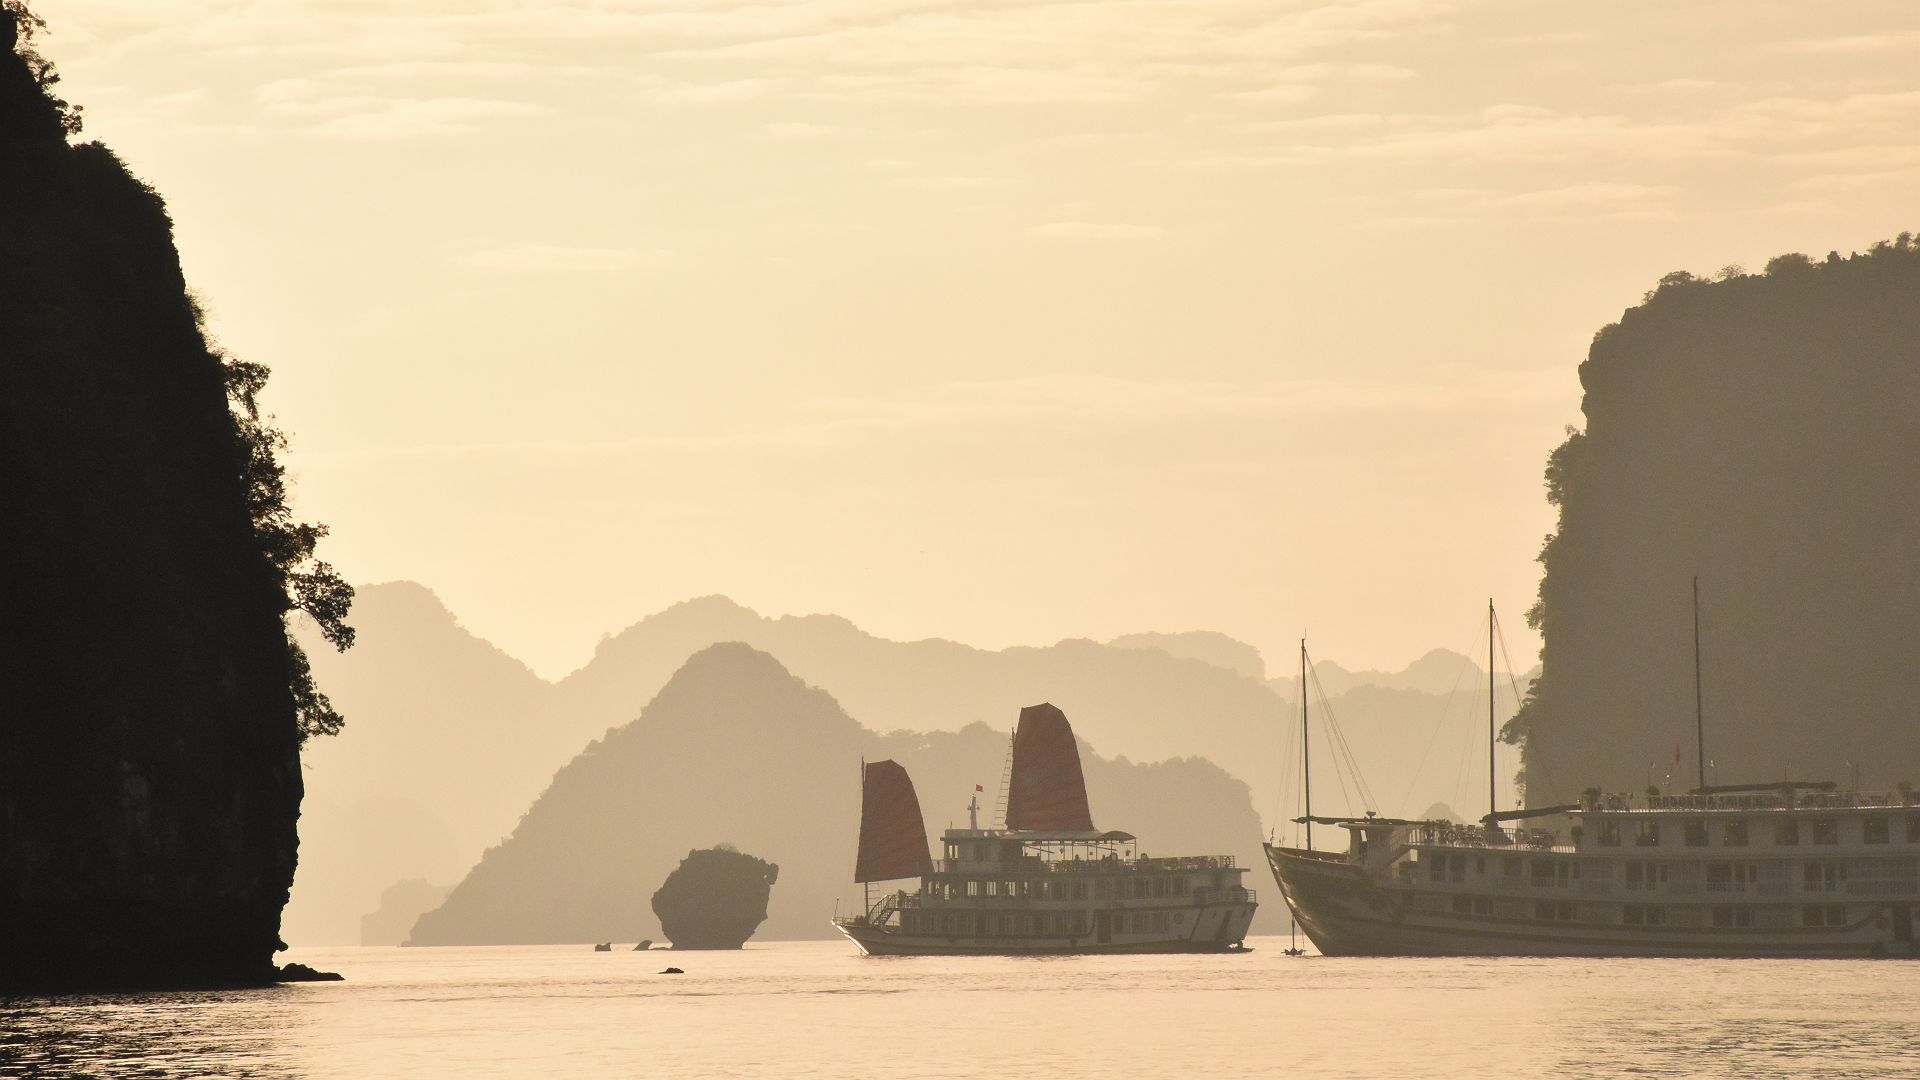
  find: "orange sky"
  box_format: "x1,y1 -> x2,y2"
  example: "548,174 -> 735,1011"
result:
33,0 -> 1920,677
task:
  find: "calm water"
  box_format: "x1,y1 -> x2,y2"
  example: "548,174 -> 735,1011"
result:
4,937 -> 1918,1078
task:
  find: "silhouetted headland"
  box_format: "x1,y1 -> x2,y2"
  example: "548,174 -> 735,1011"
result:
0,6 -> 352,991
1509,237 -> 1920,804
652,847 -> 779,949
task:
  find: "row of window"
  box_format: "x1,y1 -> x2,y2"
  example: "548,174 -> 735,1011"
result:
1443,897 -> 1859,929
1428,854 -> 1900,895
896,910 -> 1186,937
936,876 -> 1193,901
1594,815 -> 1920,849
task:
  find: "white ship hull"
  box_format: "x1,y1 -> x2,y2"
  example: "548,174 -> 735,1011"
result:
1268,795 -> 1920,961
835,897 -> 1256,956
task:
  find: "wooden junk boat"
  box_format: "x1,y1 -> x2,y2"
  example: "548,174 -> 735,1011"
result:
833,703 -> 1258,955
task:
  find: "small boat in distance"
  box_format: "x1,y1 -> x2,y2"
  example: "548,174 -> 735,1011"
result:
833,703 -> 1258,955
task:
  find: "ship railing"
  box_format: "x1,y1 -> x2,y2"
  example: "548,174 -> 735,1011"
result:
1193,887 -> 1256,906
1040,854 -> 1237,873
1407,822 -> 1568,851
1632,790 -> 1920,812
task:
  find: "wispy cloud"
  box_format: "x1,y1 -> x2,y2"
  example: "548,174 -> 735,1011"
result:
1031,221 -> 1167,240
452,245 -> 672,273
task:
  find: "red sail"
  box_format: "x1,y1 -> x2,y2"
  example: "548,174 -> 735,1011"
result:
854,760 -> 933,883
1006,703 -> 1095,832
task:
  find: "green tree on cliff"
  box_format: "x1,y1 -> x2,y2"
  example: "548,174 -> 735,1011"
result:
9,1 -> 353,742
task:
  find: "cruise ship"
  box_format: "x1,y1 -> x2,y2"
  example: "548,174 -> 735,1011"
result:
1266,783 -> 1920,957
833,703 -> 1258,955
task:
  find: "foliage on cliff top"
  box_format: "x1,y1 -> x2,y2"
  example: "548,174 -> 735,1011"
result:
1505,232 -> 1920,802
7,2 -> 353,741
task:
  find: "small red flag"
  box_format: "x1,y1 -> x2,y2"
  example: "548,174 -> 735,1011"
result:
974,784 -> 984,792
1674,743 -> 1681,765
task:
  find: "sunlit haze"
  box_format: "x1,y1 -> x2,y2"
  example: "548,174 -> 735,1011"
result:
36,0 -> 1919,677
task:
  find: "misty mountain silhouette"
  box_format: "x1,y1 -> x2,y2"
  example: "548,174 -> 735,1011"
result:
406,644 -> 1266,944
292,584 -> 1525,943
1511,240 -> 1920,804
286,583 -> 550,942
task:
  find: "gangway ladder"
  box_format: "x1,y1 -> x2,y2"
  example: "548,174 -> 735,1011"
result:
866,890 -> 902,927
993,727 -> 1015,829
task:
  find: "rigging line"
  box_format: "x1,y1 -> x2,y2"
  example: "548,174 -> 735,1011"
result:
1328,703 -> 1378,812
1307,655 -> 1378,812
1304,659 -> 1361,812
1318,705 -> 1359,817
1492,608 -> 1530,712
1447,624 -> 1494,814
1394,621 -> 1486,816
1271,686 -> 1300,842
1490,607 -> 1567,803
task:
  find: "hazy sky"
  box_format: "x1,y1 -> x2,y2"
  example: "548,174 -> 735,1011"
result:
35,0 -> 1919,679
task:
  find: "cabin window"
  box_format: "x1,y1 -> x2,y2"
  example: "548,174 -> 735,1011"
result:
1452,895 -> 1473,914
1811,818 -> 1839,845
1473,896 -> 1491,915
1705,862 -> 1756,892
1864,817 -> 1890,844
1802,904 -> 1846,927
1031,916 -> 1045,936
1474,856 -> 1487,874
1625,861 -> 1669,890
1174,877 -> 1189,896
1723,820 -> 1749,847
1430,859 -> 1449,882
1074,881 -> 1088,900
945,843 -> 959,861
1710,905 -> 1753,928
1503,856 -> 1522,876
966,880 -> 983,898
1636,821 -> 1661,847
1773,819 -> 1799,846
1684,821 -> 1709,847
1152,877 -> 1168,898
1533,899 -> 1574,921
1626,903 -> 1670,926
1908,816 -> 1920,844
1598,820 -> 1622,847
1803,861 -> 1846,892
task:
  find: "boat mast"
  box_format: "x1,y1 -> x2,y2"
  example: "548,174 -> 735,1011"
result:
1488,599 -> 1496,821
1301,638 -> 1312,852
860,757 -> 870,916
1693,575 -> 1705,792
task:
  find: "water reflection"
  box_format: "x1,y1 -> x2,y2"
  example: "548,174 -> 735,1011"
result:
3,944 -> 1917,1079
1,989 -> 301,1078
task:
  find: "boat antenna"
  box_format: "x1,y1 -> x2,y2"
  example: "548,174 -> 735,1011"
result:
1488,598 -> 1497,821
1301,637 -> 1312,852
1693,575 -> 1705,793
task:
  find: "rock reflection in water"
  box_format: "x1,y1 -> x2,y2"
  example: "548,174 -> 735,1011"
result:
0,990 -> 297,1079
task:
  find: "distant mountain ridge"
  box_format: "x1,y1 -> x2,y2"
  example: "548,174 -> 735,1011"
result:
290,583 -> 1527,944
408,644 -> 1268,944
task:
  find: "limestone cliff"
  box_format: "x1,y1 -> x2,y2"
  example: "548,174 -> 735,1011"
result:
0,9 -> 337,989
651,848 -> 779,949
1509,240 -> 1920,803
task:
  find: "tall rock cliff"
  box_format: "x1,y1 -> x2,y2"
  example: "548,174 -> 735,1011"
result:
1509,240 -> 1920,804
0,11 -> 322,988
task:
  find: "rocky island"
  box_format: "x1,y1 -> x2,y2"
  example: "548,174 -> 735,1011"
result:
651,847 -> 780,949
